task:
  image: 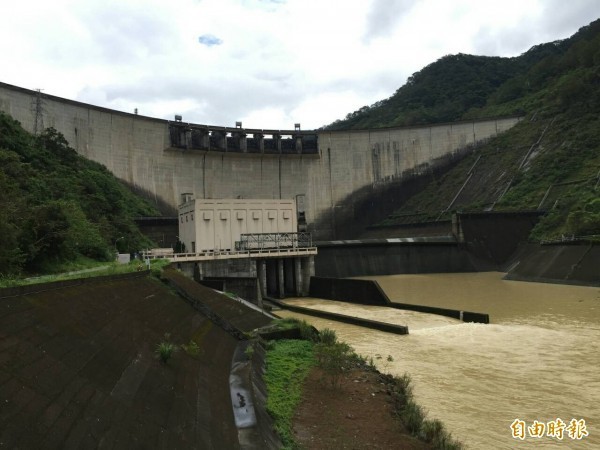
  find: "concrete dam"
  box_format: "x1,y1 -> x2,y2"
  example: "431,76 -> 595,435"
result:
0,81 -> 521,240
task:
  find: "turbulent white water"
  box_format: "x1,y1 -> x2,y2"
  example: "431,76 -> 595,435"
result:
280,272 -> 600,449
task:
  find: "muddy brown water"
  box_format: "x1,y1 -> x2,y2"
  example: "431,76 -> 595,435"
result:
280,272 -> 600,449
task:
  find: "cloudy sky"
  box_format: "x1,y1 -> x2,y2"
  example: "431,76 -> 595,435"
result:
1,0 -> 599,129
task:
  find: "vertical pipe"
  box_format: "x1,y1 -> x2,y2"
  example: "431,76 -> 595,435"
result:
294,257 -> 302,296
256,277 -> 263,309
277,259 -> 285,299
258,260 -> 267,298
266,260 -> 277,296
284,259 -> 295,294
302,256 -> 315,296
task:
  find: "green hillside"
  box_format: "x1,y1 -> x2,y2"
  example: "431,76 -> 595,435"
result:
0,112 -> 158,276
375,114 -> 600,240
325,20 -> 600,130
327,19 -> 600,240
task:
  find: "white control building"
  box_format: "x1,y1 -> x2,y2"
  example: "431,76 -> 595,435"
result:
178,198 -> 298,253
175,197 -> 315,300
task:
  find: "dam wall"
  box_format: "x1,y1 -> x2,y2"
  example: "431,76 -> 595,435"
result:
0,81 -> 521,240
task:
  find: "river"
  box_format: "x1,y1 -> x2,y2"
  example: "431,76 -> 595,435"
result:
278,272 -> 600,449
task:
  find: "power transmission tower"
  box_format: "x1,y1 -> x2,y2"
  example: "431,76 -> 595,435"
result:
31,88 -> 45,135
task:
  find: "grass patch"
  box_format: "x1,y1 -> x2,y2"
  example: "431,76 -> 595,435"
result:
34,255 -> 110,274
148,258 -> 171,276
155,333 -> 178,364
270,318 -> 302,330
181,339 -> 200,357
387,372 -> 464,449
264,339 -> 315,449
0,258 -> 171,289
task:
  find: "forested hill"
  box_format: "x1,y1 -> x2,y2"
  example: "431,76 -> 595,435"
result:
325,19 -> 600,130
0,112 -> 158,276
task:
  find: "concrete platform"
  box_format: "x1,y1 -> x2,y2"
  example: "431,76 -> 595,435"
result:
143,247 -> 317,262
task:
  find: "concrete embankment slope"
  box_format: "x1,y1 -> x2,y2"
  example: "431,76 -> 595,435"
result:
505,243 -> 600,286
162,268 -> 272,334
0,271 -> 273,449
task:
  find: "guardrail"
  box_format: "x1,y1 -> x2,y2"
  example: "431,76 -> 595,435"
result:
236,232 -> 312,250
142,246 -> 317,262
540,234 -> 600,245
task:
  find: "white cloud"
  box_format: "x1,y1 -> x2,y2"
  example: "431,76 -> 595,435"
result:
0,0 -> 599,129
363,0 -> 418,43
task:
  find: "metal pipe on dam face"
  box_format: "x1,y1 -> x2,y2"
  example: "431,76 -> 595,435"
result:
0,81 -> 521,240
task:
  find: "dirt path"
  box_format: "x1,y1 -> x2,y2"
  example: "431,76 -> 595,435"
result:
293,367 -> 432,449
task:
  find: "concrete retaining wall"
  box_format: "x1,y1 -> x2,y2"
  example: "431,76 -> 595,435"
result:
363,221 -> 453,238
0,81 -> 521,240
388,303 -> 489,324
314,241 -> 476,278
307,276 -> 489,323
162,268 -> 272,335
213,277 -> 260,304
309,276 -> 391,305
270,298 -> 409,334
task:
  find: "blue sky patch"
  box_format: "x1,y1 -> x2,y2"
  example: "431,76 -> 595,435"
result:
198,34 -> 223,47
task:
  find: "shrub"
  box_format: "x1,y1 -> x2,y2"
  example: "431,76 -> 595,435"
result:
394,373 -> 413,404
244,343 -> 255,360
421,418 -> 445,442
367,356 -> 376,370
298,320 -> 318,341
387,372 -> 464,449
318,328 -> 337,345
150,259 -> 171,277
314,341 -> 353,389
402,400 -> 426,434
